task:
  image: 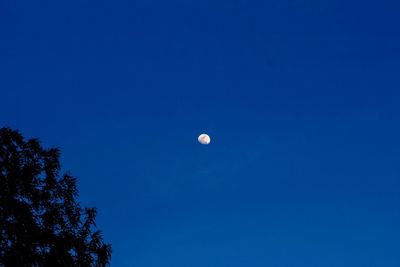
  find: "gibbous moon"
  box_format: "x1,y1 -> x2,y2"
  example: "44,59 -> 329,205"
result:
198,133 -> 211,145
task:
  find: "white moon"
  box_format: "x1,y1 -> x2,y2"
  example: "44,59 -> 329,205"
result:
198,133 -> 211,145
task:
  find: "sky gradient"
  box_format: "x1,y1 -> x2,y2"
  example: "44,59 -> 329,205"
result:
1,0 -> 400,266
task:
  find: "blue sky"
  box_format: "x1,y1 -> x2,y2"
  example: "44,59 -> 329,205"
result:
1,0 -> 400,266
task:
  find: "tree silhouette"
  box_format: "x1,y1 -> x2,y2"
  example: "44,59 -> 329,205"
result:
0,127 -> 111,266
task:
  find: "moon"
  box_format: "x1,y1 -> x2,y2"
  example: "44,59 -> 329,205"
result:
198,133 -> 211,145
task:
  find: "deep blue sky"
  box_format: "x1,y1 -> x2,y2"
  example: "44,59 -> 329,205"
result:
1,0 -> 400,266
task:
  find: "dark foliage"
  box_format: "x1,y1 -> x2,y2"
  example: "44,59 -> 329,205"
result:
0,128 -> 111,266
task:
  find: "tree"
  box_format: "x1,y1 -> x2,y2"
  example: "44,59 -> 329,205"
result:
0,127 -> 111,266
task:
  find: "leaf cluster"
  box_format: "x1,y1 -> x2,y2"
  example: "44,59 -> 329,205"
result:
0,128 -> 111,266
